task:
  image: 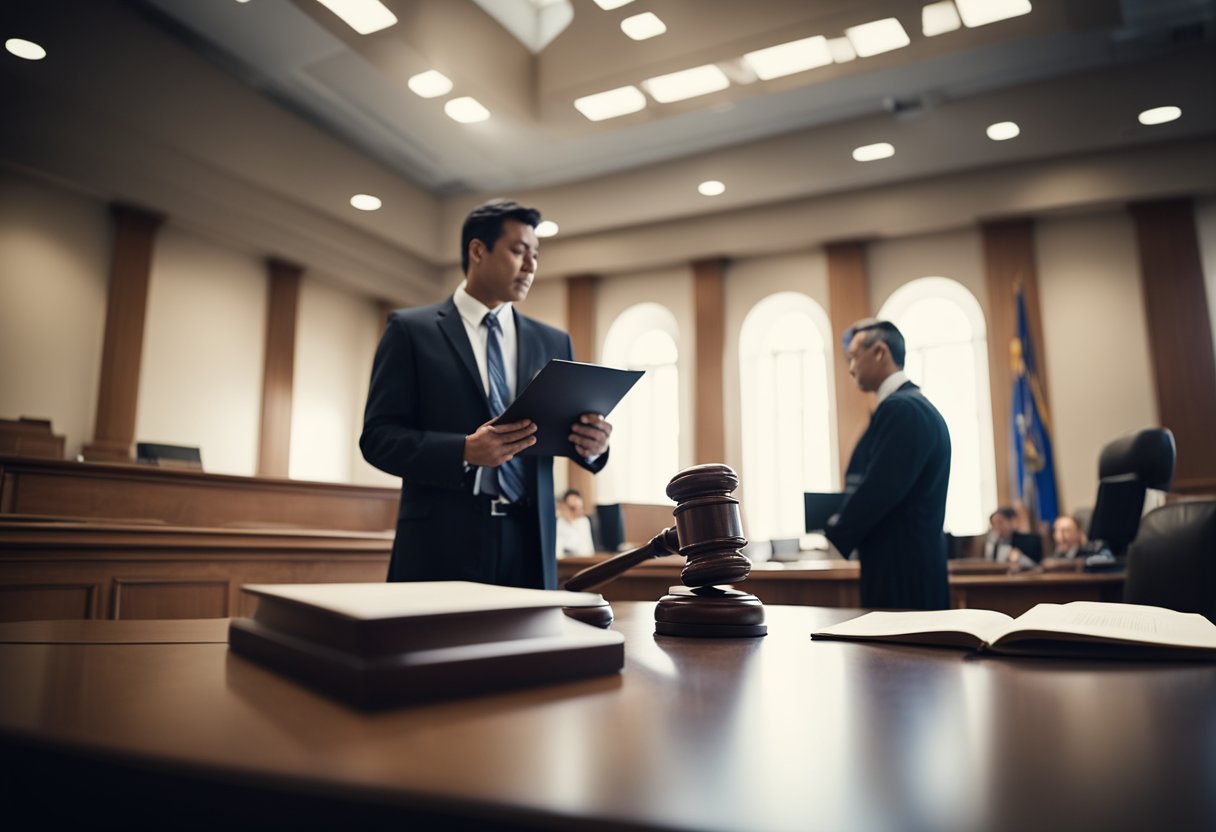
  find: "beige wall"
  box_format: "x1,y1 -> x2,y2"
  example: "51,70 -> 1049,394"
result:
1036,210 -> 1157,515
0,170 -> 109,459
137,226 -> 267,476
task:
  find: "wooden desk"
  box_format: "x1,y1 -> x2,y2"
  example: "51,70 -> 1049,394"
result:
1,604 -> 1212,831
557,556 -> 1124,616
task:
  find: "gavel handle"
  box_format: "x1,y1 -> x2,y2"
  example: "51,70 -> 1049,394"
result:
563,527 -> 681,592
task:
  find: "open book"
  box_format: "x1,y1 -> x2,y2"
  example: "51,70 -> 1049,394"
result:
811,601 -> 1216,660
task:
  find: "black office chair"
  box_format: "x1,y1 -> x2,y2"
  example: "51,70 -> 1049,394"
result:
1123,500 -> 1216,622
1084,427 -> 1175,562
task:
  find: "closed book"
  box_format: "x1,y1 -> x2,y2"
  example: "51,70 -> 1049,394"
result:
229,582 -> 624,708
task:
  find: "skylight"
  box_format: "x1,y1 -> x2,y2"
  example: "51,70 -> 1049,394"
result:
642,65 -> 730,104
574,86 -> 647,121
621,12 -> 666,41
314,0 -> 397,35
407,70 -> 452,99
955,0 -> 1032,28
743,36 -> 833,81
445,97 -> 490,123
845,18 -> 911,58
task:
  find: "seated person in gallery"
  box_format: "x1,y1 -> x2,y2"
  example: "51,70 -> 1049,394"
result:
984,505 -> 1038,571
1051,514 -> 1087,560
555,488 -> 595,557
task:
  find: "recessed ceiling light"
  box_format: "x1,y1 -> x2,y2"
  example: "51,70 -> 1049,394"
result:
698,180 -> 726,196
986,121 -> 1020,141
574,85 -> 647,121
444,96 -> 490,123
845,18 -> 911,58
593,0 -> 635,9
350,194 -> 382,211
852,142 -> 895,162
314,0 -> 397,35
743,36 -> 833,81
1138,105 -> 1181,126
955,0 -> 1032,28
5,38 -> 46,60
621,12 -> 666,41
407,70 -> 452,99
826,37 -> 857,63
641,64 -> 730,104
536,220 -> 559,238
923,1 -> 962,36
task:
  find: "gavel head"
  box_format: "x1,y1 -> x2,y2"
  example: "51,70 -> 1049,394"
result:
665,463 -> 751,588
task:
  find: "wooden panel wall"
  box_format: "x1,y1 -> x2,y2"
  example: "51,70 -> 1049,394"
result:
981,219 -> 1051,507
826,241 -> 873,480
1129,198 -> 1216,494
565,274 -> 599,504
693,258 -> 727,464
83,204 -> 164,462
258,259 -> 302,478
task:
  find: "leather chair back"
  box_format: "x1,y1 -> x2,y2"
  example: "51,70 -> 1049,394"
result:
1123,500 -> 1216,622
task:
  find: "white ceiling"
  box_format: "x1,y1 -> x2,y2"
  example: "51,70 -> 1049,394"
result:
2,0 -> 1214,301
134,0 -> 1215,194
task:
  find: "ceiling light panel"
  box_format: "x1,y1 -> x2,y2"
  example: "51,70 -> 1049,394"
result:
827,37 -> 857,63
1139,106 -> 1181,125
574,85 -> 647,121
5,38 -> 46,60
536,220 -> 559,237
698,180 -> 726,196
314,0 -> 397,35
593,0 -> 635,9
407,70 -> 452,98
954,0 -> 1032,28
922,2 -> 962,36
642,65 -> 730,104
845,18 -> 911,58
350,194 -> 382,211
743,36 -> 833,81
986,121 -> 1020,140
445,96 -> 490,123
621,12 -> 666,41
852,142 -> 895,161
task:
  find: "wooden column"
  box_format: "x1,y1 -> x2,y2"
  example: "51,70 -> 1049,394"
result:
83,204 -> 164,463
981,219 -> 1051,507
1129,198 -> 1216,494
257,259 -> 302,478
825,241 -> 872,481
565,275 -> 599,504
693,258 -> 727,465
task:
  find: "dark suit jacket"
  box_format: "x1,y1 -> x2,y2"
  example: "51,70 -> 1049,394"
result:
360,298 -> 606,589
825,380 -> 951,610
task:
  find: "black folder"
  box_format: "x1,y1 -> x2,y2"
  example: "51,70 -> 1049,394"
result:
495,359 -> 644,457
804,492 -> 846,532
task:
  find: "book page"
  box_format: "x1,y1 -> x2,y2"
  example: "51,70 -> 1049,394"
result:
991,602 -> 1216,650
812,609 -> 1014,646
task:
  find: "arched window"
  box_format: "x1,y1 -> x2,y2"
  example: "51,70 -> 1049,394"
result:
878,277 -> 997,536
601,303 -> 680,504
739,292 -> 838,541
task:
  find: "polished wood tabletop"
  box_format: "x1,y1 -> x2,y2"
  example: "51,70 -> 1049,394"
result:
1,603 -> 1214,832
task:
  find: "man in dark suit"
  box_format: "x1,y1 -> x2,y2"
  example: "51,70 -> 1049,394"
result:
360,199 -> 611,590
825,319 -> 951,609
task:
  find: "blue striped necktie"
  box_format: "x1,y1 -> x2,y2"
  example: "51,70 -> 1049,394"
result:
482,311 -> 524,503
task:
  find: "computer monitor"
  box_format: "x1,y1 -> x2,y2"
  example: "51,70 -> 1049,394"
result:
1086,473 -> 1148,558
804,492 -> 845,533
136,442 -> 203,470
594,504 -> 625,553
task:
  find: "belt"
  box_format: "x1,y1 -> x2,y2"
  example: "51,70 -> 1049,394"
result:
488,496 -> 531,518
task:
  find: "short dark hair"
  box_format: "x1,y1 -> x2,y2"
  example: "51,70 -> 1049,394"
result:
991,506 -> 1017,522
460,199 -> 541,274
843,319 -> 906,368
561,489 -> 583,502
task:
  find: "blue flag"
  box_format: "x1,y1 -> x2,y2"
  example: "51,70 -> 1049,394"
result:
1011,287 -> 1058,525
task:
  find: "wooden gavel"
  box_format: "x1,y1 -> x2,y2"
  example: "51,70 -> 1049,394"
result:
565,463 -> 753,592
